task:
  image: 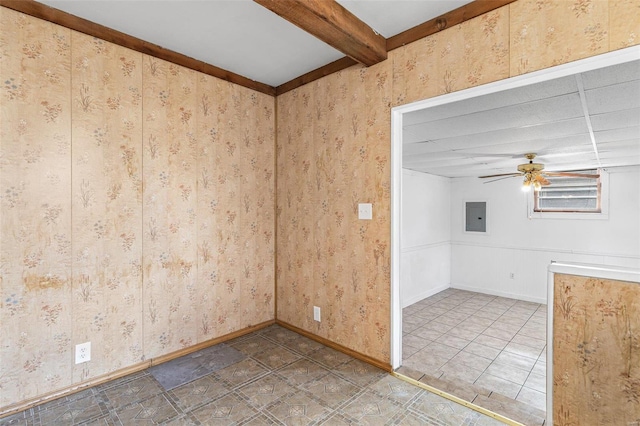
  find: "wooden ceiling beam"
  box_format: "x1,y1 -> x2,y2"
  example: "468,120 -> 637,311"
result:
254,0 -> 387,67
277,0 -> 518,94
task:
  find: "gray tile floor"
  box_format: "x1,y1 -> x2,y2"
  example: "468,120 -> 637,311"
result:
402,289 -> 547,413
1,325 -> 506,425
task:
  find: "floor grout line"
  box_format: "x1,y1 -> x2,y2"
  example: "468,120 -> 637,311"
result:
402,288 -> 547,413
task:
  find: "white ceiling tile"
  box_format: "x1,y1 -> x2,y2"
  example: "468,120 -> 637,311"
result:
581,59 -> 640,89
590,108 -> 640,131
404,92 -> 584,141
585,80 -> 640,115
403,59 -> 640,177
403,75 -> 578,126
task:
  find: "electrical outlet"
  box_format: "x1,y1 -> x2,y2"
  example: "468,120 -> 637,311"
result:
510,272 -> 515,279
313,306 -> 321,322
75,342 -> 91,364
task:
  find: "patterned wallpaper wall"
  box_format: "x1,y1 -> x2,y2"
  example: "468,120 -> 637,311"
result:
0,7 -> 275,409
553,274 -> 640,424
276,0 -> 640,365
1,0 -> 639,412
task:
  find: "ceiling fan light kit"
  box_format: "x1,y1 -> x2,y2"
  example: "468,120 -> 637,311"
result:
480,153 -> 599,191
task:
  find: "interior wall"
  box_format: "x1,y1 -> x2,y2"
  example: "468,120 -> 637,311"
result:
0,8 -> 275,409
553,272 -> 640,424
275,60 -> 394,362
1,0 -> 639,410
449,167 -> 640,303
401,170 -> 451,308
276,0 -> 640,364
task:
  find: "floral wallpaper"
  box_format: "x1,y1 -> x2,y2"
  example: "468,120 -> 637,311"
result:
553,274 -> 640,425
1,0 -> 639,412
391,7 -> 510,107
276,61 -> 393,363
0,9 -> 73,405
276,0 -> 640,366
0,7 -> 275,410
70,31 -> 144,383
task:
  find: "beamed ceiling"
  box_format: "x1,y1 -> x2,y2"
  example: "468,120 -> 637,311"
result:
0,0 -> 516,94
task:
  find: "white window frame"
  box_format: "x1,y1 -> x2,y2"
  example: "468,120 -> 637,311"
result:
527,169 -> 609,220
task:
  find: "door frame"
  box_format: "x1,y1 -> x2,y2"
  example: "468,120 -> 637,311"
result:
390,45 -> 640,372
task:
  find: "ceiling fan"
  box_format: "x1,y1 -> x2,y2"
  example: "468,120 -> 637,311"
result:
479,153 -> 600,191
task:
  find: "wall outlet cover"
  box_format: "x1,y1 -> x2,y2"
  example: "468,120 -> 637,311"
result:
75,342 -> 91,364
313,306 -> 321,322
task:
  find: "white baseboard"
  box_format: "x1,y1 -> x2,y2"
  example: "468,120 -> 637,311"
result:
450,283 -> 547,305
402,284 -> 450,308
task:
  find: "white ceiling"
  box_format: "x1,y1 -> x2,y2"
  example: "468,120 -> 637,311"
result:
39,0 -> 471,87
402,59 -> 640,178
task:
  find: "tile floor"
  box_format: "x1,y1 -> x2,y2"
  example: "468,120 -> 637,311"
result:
402,289 -> 547,413
1,324 -> 506,425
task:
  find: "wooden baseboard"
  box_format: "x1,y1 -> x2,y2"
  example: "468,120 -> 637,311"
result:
0,319 -> 274,419
151,320 -> 274,366
275,319 -> 392,372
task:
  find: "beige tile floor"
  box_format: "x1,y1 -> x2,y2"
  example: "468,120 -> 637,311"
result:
402,289 -> 547,413
1,324 -> 506,426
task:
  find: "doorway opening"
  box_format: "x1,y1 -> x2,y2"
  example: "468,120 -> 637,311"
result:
390,45 -> 640,424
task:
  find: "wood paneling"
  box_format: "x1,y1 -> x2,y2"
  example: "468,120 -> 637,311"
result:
0,7 -> 276,412
553,274 -> 640,425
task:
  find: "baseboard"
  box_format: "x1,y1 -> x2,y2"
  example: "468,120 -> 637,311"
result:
402,284 -> 450,308
0,319 -> 275,419
275,320 -> 392,372
450,284 -> 546,305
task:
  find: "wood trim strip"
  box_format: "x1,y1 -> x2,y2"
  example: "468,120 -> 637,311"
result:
150,320 -> 275,366
276,56 -> 358,95
276,0 -> 517,94
386,0 -> 517,51
275,319 -> 392,372
254,0 -> 386,66
0,320 -> 275,419
0,0 -> 276,96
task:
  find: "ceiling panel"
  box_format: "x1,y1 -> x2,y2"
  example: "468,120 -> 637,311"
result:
585,80 -> 640,114
403,75 -> 578,126
405,117 -> 591,149
40,0 -> 346,86
337,0 -> 472,38
404,93 -> 585,141
590,108 -> 640,131
580,58 -> 640,89
403,59 -> 640,177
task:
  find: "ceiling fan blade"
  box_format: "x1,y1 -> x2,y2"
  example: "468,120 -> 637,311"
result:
478,173 -> 521,179
534,174 -> 550,186
544,171 -> 600,178
482,176 -> 520,184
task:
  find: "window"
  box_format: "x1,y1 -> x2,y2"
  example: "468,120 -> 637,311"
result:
534,170 -> 601,213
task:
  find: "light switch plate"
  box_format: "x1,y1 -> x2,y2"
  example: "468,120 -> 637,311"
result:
358,203 -> 372,220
